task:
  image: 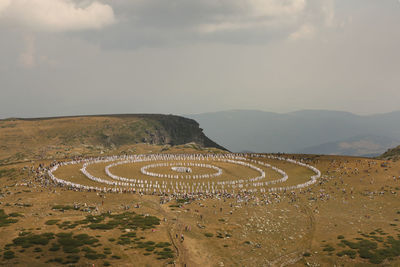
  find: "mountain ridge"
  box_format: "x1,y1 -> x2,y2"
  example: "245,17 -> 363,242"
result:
187,109 -> 400,156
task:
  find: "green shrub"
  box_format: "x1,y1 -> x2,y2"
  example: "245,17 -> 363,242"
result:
8,213 -> 23,217
3,250 -> 15,260
49,257 -> 63,263
88,223 -> 115,230
0,209 -> 19,227
85,252 -> 106,260
56,232 -> 99,253
323,245 -> 335,252
336,251 -> 345,257
51,205 -> 77,211
45,220 -> 60,225
341,240 -> 359,249
359,248 -> 374,259
117,237 -> 131,245
13,233 -> 54,248
63,255 -> 80,264
49,243 -> 60,251
343,250 -> 357,258
155,242 -> 171,248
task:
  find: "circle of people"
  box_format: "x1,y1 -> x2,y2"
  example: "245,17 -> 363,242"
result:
141,162 -> 222,179
47,153 -> 321,195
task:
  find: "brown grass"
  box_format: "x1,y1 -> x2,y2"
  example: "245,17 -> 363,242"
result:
0,152 -> 400,266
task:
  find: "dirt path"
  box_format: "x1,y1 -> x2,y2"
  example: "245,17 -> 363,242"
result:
144,199 -> 194,267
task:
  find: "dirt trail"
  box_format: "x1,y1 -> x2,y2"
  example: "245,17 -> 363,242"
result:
145,199 -> 196,267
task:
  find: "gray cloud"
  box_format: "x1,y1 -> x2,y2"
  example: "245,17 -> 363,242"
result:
81,0 -> 336,49
0,0 -> 400,119
0,0 -> 115,32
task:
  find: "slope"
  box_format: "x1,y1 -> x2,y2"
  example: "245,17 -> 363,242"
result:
0,114 -> 226,164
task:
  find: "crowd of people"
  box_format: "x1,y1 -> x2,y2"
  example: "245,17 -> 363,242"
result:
140,162 -> 221,179
43,153 -> 321,197
170,166 -> 193,173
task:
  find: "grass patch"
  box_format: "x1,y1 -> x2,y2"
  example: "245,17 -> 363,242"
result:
63,212 -> 161,231
322,244 -> 335,252
45,219 -> 60,225
12,233 -> 54,248
3,250 -> 15,260
0,209 -> 19,227
56,232 -> 99,253
338,232 -> 400,264
154,247 -> 174,260
57,221 -> 79,230
0,168 -> 16,178
8,212 -> 23,218
51,205 -> 78,211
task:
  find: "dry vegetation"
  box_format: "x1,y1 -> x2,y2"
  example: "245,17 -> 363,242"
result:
0,116 -> 400,266
0,115 -> 224,165
0,148 -> 399,266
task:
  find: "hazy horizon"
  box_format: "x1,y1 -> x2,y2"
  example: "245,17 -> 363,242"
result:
1,0 -> 400,118
1,108 -> 400,120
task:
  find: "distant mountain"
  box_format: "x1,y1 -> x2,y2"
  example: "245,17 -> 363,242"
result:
299,135 -> 399,157
187,109 -> 400,156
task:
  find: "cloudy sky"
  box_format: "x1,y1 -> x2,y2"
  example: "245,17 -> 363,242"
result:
0,0 -> 399,118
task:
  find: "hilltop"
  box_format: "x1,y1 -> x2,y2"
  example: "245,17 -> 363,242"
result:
0,114 -> 226,164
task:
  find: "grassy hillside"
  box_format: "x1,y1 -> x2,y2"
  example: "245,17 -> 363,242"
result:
380,145 -> 400,161
0,114 -> 226,164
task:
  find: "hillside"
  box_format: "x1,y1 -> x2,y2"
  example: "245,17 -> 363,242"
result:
187,109 -> 400,156
380,145 -> 400,161
0,114 -> 226,164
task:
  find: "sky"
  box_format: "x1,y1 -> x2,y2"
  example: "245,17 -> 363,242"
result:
0,0 -> 399,118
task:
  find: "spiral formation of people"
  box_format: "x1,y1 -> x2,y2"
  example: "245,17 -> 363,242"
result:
47,153 -> 321,197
